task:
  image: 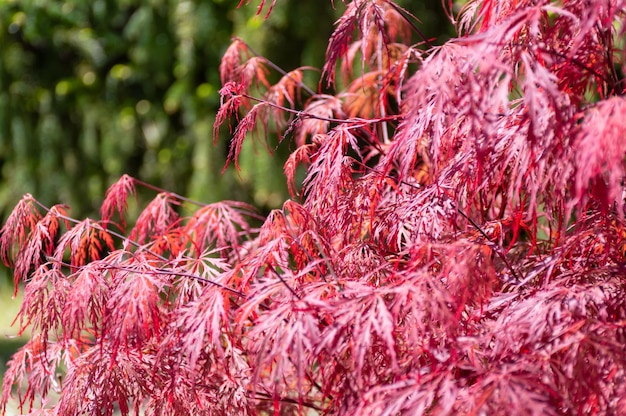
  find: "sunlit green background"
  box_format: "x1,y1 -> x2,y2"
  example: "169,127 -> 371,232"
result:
0,0 -> 453,409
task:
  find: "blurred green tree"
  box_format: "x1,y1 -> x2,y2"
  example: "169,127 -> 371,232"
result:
0,0 -> 279,218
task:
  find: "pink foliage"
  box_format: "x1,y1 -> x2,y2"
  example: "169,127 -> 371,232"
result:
1,0 -> 625,414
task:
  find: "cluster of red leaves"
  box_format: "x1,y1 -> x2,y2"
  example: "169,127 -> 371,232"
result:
2,0 -> 626,414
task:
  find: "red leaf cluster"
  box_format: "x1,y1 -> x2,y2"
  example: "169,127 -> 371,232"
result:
1,0 -> 625,415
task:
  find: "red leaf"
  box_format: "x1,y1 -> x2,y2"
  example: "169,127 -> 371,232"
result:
0,194 -> 41,267
100,174 -> 136,228
219,38 -> 249,86
54,219 -> 115,268
284,144 -> 313,197
13,205 -> 68,288
128,192 -> 180,246
183,200 -> 256,256
214,81 -> 247,143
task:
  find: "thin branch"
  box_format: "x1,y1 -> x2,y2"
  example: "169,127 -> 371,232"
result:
383,0 -> 434,49
46,256 -> 247,298
456,208 -> 521,282
242,39 -> 318,97
253,391 -> 324,412
133,178 -> 266,222
132,178 -> 210,208
377,34 -> 391,145
281,208 -> 334,284
351,162 -> 522,282
538,46 -> 610,85
266,263 -> 301,300
36,199 -> 251,295
34,199 -> 171,263
242,92 -> 403,125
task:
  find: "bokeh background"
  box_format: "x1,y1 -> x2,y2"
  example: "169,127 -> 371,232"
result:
0,0 -> 453,405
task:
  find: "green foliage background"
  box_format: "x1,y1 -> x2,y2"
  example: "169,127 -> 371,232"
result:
0,0 -> 451,220
0,0 -> 322,219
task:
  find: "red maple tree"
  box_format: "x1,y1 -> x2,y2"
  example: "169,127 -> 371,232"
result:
2,0 -> 626,414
